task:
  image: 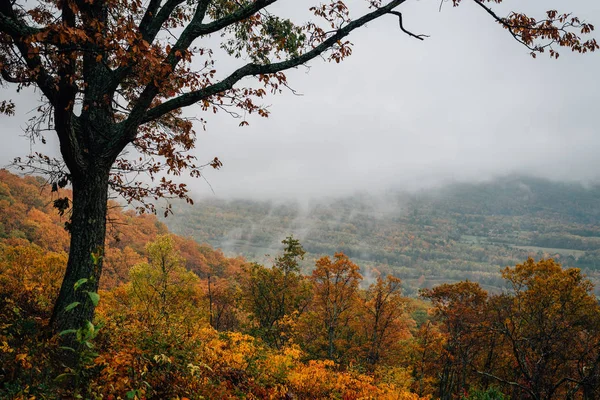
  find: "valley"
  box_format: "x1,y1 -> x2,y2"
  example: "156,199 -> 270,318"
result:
164,175 -> 600,295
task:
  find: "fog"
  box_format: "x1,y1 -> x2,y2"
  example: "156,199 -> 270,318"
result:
1,0 -> 599,202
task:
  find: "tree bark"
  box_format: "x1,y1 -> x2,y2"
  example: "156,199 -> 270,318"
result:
50,166 -> 110,334
328,325 -> 335,359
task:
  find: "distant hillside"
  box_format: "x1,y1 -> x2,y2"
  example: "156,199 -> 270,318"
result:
2,169 -> 598,295
0,170 -> 243,289
427,176 -> 600,222
164,176 -> 600,295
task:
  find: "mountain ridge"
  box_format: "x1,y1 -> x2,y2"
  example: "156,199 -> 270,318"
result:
164,175 -> 600,295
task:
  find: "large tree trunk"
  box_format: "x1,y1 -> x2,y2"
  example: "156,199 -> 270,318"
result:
50,166 -> 110,335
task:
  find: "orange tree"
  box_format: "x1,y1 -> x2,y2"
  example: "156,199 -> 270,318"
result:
420,281 -> 490,399
483,259 -> 600,400
308,252 -> 362,361
0,0 -> 597,338
361,275 -> 412,368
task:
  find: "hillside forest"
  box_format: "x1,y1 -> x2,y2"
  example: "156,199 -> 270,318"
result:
2,170 -> 600,399
165,176 -> 600,296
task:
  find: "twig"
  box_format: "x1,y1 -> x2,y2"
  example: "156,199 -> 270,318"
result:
388,11 -> 429,40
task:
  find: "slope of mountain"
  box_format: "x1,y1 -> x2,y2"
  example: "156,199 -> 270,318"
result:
164,175 -> 600,295
0,169 -> 242,289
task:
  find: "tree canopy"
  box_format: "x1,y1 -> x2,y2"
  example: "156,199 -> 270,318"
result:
0,0 -> 596,342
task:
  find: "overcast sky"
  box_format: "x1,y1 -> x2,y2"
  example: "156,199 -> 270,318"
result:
1,0 -> 599,200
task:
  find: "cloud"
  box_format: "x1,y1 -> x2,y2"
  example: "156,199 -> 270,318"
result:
1,0 -> 599,201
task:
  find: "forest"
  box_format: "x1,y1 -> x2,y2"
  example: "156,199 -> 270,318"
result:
0,0 -> 598,397
2,170 -> 600,399
165,176 -> 600,296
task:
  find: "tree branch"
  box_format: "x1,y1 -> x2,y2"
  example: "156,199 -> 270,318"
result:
140,0 -> 408,124
388,11 -> 429,40
0,67 -> 34,83
124,0 -> 278,111
551,376 -> 583,397
190,0 -> 278,37
107,0 -> 189,95
475,370 -> 538,399
56,0 -> 78,113
0,7 -> 58,104
118,0 -> 216,138
471,0 -> 532,50
108,0 -> 210,102
138,0 -> 165,39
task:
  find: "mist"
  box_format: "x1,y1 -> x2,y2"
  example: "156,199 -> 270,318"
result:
184,0 -> 600,201
1,0 -> 599,202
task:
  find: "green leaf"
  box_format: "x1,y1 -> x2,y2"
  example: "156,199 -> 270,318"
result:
85,320 -> 95,337
90,252 -> 102,265
58,329 -> 78,337
64,302 -> 80,312
54,372 -> 75,382
58,346 -> 76,352
126,390 -> 138,399
87,291 -> 100,306
74,278 -> 88,291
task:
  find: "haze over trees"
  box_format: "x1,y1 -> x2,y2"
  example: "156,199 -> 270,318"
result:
2,171 -> 600,398
165,176 -> 600,295
0,0 -> 597,341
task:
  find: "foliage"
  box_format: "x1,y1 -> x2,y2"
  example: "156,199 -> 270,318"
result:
420,281 -> 490,399
361,275 -> 413,368
305,252 -> 363,361
128,234 -> 203,330
3,172 -> 600,399
0,0 -> 597,343
487,259 -> 600,399
165,176 -> 600,296
286,359 -> 426,400
241,235 -> 312,347
461,387 -> 509,400
419,258 -> 600,400
0,243 -> 65,398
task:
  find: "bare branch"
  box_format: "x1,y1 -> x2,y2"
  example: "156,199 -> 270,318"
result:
138,0 -> 166,40
475,370 -> 537,398
388,11 -> 429,40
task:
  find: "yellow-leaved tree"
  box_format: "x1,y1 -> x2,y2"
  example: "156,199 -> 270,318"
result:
0,0 -> 596,340
109,235 -> 204,337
